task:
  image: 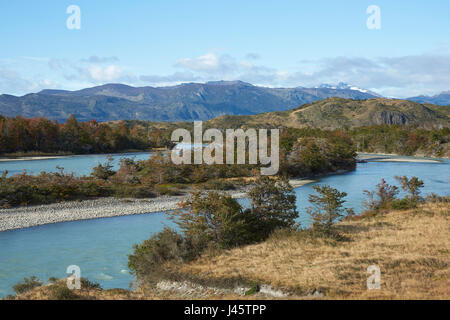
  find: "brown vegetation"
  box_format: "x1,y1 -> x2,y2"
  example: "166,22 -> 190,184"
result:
166,201 -> 450,299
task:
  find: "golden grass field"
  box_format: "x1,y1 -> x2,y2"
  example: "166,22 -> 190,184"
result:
173,201 -> 450,299
10,202 -> 450,300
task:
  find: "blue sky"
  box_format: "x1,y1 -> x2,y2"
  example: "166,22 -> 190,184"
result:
1,0 -> 450,97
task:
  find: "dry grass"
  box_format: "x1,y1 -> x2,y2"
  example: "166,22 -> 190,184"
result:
9,202 -> 449,300
175,202 -> 450,299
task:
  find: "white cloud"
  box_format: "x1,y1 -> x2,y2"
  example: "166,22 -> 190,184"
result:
81,56 -> 119,63
0,67 -> 63,95
140,71 -> 200,84
174,53 -> 237,75
168,52 -> 450,97
88,65 -> 123,82
2,52 -> 450,97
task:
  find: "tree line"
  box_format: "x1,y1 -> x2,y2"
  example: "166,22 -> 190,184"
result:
0,115 -> 172,155
1,114 -> 448,157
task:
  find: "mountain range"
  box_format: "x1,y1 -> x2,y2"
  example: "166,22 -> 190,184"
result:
407,91 -> 450,106
0,81 -> 448,122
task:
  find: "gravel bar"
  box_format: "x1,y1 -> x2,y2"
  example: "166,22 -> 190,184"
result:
0,189 -> 250,232
0,180 -> 312,232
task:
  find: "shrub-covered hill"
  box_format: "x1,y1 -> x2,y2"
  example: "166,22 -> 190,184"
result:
205,98 -> 450,130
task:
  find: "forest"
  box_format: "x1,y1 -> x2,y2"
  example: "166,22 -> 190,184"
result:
0,114 -> 448,157
0,115 -> 168,155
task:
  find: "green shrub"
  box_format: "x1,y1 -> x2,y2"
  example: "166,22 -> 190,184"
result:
128,228 -> 197,284
173,190 -> 271,249
390,198 -> 412,210
154,184 -> 183,196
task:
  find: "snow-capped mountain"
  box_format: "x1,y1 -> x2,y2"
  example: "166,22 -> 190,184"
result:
317,82 -> 381,96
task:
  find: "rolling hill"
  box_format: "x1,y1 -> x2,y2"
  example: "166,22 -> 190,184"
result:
205,97 -> 450,129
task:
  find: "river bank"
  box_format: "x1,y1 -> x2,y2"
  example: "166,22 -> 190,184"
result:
0,179 -> 315,232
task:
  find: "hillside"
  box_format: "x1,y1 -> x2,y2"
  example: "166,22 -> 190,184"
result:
206,98 -> 450,129
0,81 -> 379,122
7,201 -> 450,300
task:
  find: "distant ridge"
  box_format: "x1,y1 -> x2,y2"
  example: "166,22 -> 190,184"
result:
0,81 -> 380,122
407,91 -> 450,106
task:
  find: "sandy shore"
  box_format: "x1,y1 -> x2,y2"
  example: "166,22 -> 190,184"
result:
0,179 -> 314,232
288,179 -> 316,188
371,158 -> 441,163
0,156 -> 67,162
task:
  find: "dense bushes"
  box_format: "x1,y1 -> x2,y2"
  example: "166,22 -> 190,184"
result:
280,130 -> 356,177
128,176 -> 299,284
0,171 -> 111,207
128,228 -> 198,284
350,125 -> 449,157
0,167 -> 159,208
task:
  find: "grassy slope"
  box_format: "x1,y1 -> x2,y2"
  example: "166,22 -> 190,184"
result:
174,201 -> 450,299
10,202 -> 449,300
